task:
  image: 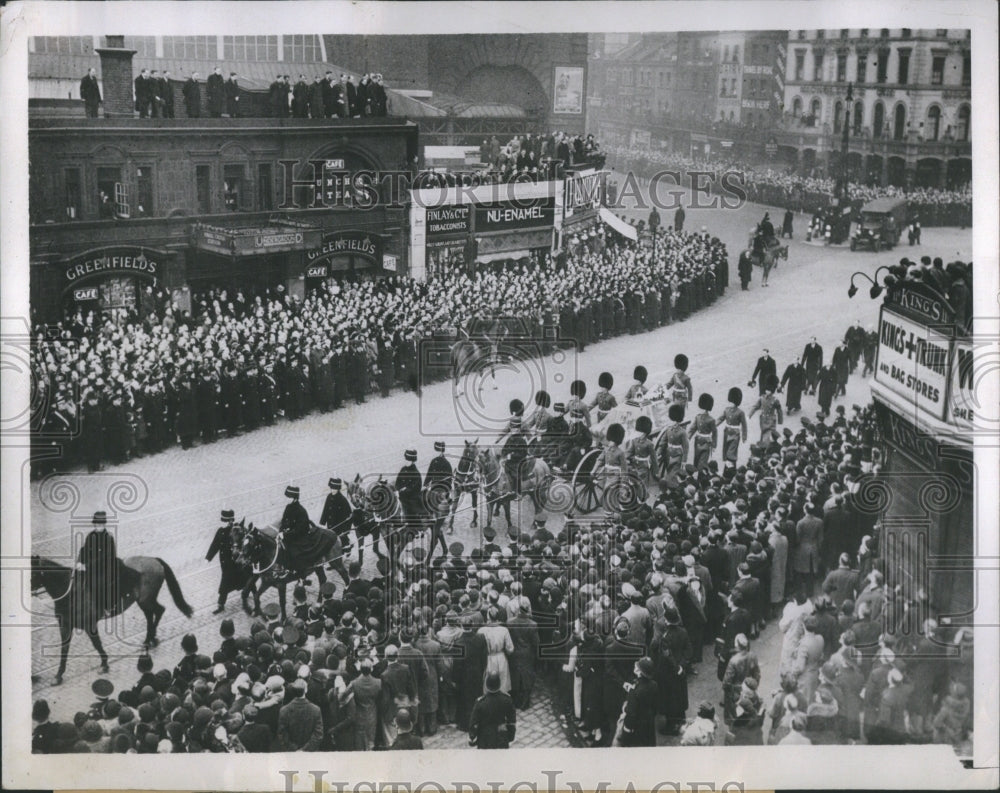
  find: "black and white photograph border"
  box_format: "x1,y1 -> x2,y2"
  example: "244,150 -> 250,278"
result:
1,1 -> 998,790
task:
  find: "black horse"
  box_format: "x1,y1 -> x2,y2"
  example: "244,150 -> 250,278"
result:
235,521 -> 350,621
30,554 -> 193,684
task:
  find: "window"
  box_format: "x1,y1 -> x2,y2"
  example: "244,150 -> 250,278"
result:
856,54 -> 868,83
956,105 -> 970,142
196,165 -> 212,214
840,29 -> 849,39
876,49 -> 889,82
926,106 -> 941,141
936,29 -> 948,37
880,28 -> 890,38
897,49 -> 910,84
931,55 -> 946,85
816,30 -> 825,40
96,166 -> 122,218
814,52 -> 824,81
837,52 -> 847,82
732,45 -> 739,62
893,103 -> 906,140
795,51 -> 805,80
123,36 -> 155,57
283,35 -> 322,63
64,168 -> 81,220
223,164 -> 245,211
32,36 -> 94,55
809,97 -> 821,125
853,101 -> 863,135
723,45 -> 730,62
962,54 -> 971,86
860,29 -> 869,38
901,29 -> 911,39
792,96 -> 803,117
797,30 -> 806,40
162,36 -> 217,60
834,100 -> 843,133
873,101 -> 885,138
223,35 -> 277,61
135,166 -> 154,217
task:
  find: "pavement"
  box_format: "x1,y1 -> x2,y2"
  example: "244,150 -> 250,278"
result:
24,178 -> 972,747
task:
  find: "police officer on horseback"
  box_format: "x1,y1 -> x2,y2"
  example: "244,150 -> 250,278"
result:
76,511 -> 119,617
320,478 -> 354,558
280,485 -> 312,540
206,508 -> 244,614
395,448 -> 426,546
424,441 -> 453,555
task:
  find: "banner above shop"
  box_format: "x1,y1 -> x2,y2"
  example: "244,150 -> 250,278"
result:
194,222 -> 321,257
474,196 -> 556,234
63,246 -> 163,284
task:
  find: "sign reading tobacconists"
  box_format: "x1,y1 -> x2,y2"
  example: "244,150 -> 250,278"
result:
306,230 -> 382,267
426,205 -> 471,238
874,307 -> 951,421
64,247 -> 159,283
474,197 -> 556,233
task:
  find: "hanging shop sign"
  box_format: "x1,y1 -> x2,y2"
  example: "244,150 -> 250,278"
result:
874,307 -> 951,421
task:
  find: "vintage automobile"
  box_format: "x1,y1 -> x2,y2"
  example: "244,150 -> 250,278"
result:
850,197 -> 908,252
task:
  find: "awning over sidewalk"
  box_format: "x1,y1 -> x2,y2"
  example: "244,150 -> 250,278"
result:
599,207 -> 638,241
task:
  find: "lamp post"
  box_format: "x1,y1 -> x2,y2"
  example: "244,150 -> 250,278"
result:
835,82 -> 854,203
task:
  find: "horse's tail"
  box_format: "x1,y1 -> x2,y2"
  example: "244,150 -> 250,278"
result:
156,558 -> 194,618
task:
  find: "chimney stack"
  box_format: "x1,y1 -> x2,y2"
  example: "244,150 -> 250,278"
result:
95,35 -> 136,118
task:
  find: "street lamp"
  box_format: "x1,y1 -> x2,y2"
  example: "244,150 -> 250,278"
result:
847,270 -> 885,299
835,82 -> 854,203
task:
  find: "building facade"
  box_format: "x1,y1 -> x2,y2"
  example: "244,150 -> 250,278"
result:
28,43 -> 417,324
782,28 -> 972,187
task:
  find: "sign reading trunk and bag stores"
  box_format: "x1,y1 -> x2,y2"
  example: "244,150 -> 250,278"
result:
875,307 -> 951,421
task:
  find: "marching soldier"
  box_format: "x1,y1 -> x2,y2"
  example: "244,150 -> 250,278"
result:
625,365 -> 648,401
748,348 -> 776,397
626,414 -> 657,484
655,404 -> 688,485
319,478 -> 354,556
801,336 -> 823,395
596,422 -> 628,494
206,508 -> 245,614
567,380 -> 591,427
502,417 -> 529,496
716,387 -> 748,471
424,441 -> 453,555
590,373 -> 617,423
688,393 -> 718,471
524,390 -> 553,442
668,354 -> 692,408
748,375 -> 783,445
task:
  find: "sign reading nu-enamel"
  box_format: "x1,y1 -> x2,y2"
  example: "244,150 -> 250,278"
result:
474,197 -> 556,233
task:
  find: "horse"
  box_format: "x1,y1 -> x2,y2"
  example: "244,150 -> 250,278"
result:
30,554 -> 193,684
477,445 -> 515,530
450,333 -> 486,397
235,520 -> 350,621
752,235 -> 788,286
345,475 -> 399,565
448,438 -> 482,530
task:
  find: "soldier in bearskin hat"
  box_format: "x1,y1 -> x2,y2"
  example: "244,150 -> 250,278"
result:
626,414 -> 657,484
748,375 -> 783,445
497,399 -> 525,444
524,390 -> 553,440
590,372 -> 618,423
562,405 -> 593,472
597,422 -> 629,492
567,379 -> 591,427
205,508 -> 248,614
717,387 -> 748,470
625,365 -> 648,401
668,354 -> 692,407
688,393 -> 718,471
655,403 -> 689,485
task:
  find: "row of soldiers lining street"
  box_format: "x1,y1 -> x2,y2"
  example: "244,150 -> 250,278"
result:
31,229 -> 728,476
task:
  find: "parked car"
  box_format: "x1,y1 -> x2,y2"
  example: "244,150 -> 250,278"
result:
850,197 -> 907,251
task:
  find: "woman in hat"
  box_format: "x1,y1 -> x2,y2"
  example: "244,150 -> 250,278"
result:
614,657 -> 658,747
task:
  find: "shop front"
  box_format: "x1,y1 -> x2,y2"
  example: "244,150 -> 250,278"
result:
190,219 -> 322,300
303,229 -> 396,291
870,287 -> 975,626
473,196 -> 556,266
425,204 -> 472,281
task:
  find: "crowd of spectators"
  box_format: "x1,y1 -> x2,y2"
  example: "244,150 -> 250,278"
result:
32,323 -> 974,753
606,146 -> 972,227
31,227 -> 728,475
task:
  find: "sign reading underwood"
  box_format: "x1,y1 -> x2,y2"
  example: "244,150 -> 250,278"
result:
474,197 -> 556,233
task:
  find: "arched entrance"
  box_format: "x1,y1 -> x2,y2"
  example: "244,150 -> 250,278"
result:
872,102 -> 885,139
455,64 -> 549,115
947,158 -> 971,189
865,154 -> 884,185
887,156 -> 906,187
915,158 -> 942,188
59,246 -> 168,318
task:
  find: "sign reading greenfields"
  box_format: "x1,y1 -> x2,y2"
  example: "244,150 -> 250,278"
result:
64,247 -> 160,283
306,230 -> 383,266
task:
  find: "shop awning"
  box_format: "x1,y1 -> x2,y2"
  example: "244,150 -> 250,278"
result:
193,220 -> 321,256
599,207 -> 637,241
477,249 -> 530,264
